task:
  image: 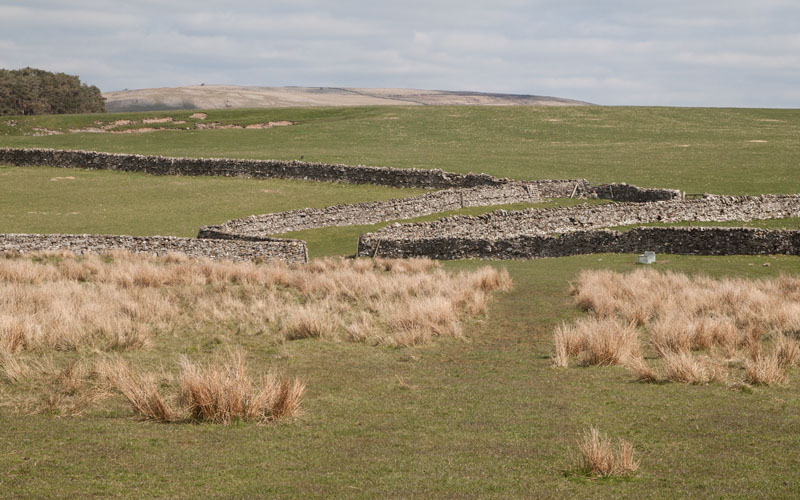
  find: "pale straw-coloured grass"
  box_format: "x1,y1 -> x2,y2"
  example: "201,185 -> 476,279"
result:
0,347 -> 29,383
281,302 -> 339,340
661,352 -> 727,384
0,355 -> 113,415
650,314 -> 693,357
579,318 -> 640,367
97,349 -> 304,424
744,351 -> 789,386
96,357 -> 177,422
572,269 -> 800,332
178,349 -> 305,424
1,252 -> 509,418
624,355 -> 659,383
553,321 -> 588,368
383,296 -> 462,346
552,317 -> 640,367
0,252 -> 511,351
559,269 -> 800,386
775,333 -> 800,369
576,426 -> 640,477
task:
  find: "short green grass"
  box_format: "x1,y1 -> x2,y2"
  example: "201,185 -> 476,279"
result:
2,106 -> 799,194
0,165 -> 426,237
1,106 -> 800,499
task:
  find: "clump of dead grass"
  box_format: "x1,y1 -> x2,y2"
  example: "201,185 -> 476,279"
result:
744,352 -> 789,386
552,317 -> 640,368
0,354 -> 113,416
0,252 -> 511,352
576,426 -> 640,477
553,322 -> 587,368
572,269 -> 800,335
0,348 -> 29,383
97,349 -> 304,424
281,303 -> 339,340
775,333 -> 800,369
178,349 -> 305,424
558,269 -> 800,387
661,352 -> 727,384
96,357 -> 176,422
1,252 -> 508,420
624,356 -> 658,383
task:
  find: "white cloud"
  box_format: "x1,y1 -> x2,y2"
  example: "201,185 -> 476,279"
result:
0,0 -> 798,106
412,32 -> 433,47
178,11 -> 379,37
532,76 -> 646,91
673,51 -> 800,70
0,4 -> 139,30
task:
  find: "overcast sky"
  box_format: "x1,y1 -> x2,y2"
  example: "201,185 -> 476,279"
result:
1,0 -> 798,107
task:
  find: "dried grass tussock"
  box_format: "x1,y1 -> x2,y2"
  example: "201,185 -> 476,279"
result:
557,269 -> 800,386
744,352 -> 789,386
553,317 -> 640,367
661,352 -> 727,385
96,357 -> 175,422
0,355 -> 113,416
97,349 -> 304,424
0,252 -> 508,418
179,349 -> 305,424
576,426 -> 640,477
0,347 -> 301,421
0,252 -> 511,351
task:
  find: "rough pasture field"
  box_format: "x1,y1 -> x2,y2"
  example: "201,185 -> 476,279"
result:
2,105 -> 798,194
1,106 -> 800,498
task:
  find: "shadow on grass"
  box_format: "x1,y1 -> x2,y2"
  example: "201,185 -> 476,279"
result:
561,469 -> 638,484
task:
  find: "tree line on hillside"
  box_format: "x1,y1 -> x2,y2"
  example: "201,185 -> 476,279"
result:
0,67 -> 105,116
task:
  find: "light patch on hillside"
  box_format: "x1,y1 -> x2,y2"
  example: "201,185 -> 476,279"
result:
103,85 -> 592,112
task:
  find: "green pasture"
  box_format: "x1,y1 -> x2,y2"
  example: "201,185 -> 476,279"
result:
1,106 -> 800,499
0,165 -> 427,237
2,105 -> 799,194
3,254 -> 799,499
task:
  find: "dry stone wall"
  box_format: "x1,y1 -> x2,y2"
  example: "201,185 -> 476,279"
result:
197,179 -> 686,239
0,147 -> 510,189
357,195 -> 800,260
0,233 -> 308,264
526,179 -> 593,198
198,183 -> 544,238
357,227 -> 800,260
359,195 -> 800,243
593,183 -> 684,202
0,148 -> 681,202
5,147 -> 792,262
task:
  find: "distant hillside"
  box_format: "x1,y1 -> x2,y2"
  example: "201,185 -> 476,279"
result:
103,85 -> 591,112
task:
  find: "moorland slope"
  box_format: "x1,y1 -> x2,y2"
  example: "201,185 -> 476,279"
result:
103,85 -> 591,112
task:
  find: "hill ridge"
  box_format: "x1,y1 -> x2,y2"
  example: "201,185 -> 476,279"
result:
103,85 -> 592,112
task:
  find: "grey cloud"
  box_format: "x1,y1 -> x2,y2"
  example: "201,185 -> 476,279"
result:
0,0 -> 797,106
0,5 -> 139,30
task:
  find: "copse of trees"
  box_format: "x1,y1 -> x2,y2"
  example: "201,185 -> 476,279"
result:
0,67 -> 106,116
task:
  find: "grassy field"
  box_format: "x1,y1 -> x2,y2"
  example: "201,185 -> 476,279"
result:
0,165 -> 427,238
2,106 -> 799,194
1,106 -> 800,499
